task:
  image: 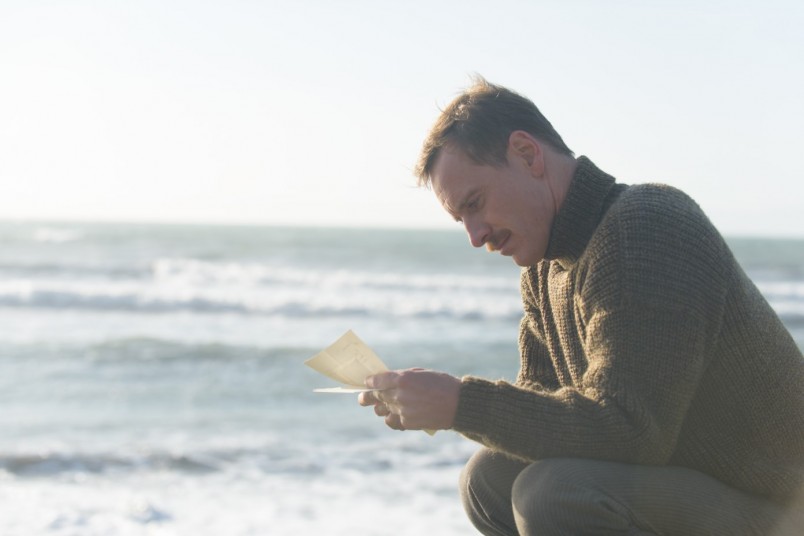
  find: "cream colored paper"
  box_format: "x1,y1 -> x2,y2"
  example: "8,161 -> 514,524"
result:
304,330 -> 389,389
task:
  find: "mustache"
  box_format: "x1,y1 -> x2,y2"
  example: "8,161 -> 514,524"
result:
485,231 -> 508,252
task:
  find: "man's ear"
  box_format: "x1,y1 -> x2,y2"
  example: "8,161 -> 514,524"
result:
507,131 -> 544,176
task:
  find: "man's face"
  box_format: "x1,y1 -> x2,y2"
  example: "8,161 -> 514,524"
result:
430,146 -> 555,267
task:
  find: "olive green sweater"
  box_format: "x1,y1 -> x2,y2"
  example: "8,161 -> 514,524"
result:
453,157 -> 804,502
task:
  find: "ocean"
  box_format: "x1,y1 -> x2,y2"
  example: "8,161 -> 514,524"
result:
1,221 -> 802,535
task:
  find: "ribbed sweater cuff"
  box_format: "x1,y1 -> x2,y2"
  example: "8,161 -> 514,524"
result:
453,375 -> 509,436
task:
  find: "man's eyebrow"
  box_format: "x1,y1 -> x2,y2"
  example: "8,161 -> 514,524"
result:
441,187 -> 481,221
455,187 -> 481,213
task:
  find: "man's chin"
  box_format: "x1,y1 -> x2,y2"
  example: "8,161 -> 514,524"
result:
512,250 -> 542,267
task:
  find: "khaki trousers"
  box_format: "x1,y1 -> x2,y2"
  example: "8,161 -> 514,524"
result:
460,448 -> 804,536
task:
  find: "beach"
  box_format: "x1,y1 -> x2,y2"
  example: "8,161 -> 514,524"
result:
0,222 -> 802,535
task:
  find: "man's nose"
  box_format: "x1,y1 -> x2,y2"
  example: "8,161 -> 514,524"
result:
464,218 -> 490,248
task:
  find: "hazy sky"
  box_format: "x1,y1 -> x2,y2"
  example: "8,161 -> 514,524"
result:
1,0 -> 802,236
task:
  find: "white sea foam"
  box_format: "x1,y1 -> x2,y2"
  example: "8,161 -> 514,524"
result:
0,260 -> 523,321
2,463 -> 475,536
3,267 -> 803,325
755,280 -> 804,299
32,227 -> 83,244
0,427 -> 480,536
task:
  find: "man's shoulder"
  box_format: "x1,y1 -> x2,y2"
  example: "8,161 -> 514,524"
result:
581,181 -> 731,306
598,182 -> 717,245
616,182 -> 703,219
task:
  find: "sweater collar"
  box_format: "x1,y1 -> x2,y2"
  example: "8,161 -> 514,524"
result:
542,156 -> 619,268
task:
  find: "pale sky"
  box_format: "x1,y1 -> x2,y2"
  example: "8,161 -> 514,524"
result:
1,0 -> 802,236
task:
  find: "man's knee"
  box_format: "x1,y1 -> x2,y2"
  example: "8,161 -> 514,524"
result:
459,449 -> 506,519
460,449 -> 527,535
511,458 -> 568,530
458,450 -> 481,515
512,458 -> 621,535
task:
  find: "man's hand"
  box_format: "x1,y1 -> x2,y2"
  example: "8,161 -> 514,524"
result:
358,368 -> 461,431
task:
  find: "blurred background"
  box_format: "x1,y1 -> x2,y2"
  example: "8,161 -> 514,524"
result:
1,1 -> 802,534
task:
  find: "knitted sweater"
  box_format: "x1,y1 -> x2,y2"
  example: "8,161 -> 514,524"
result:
453,157 -> 804,502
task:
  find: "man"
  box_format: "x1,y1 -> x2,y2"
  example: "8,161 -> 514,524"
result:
358,77 -> 804,535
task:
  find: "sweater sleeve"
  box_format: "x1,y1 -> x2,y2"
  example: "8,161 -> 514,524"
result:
453,185 -> 728,465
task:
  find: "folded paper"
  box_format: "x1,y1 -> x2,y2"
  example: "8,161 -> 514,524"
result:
304,330 -> 388,389
305,330 -> 435,435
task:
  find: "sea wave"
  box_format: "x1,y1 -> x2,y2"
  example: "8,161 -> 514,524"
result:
0,260 -> 523,320
0,451 -> 220,477
0,435 -> 463,479
0,261 -> 145,280
1,282 -> 802,327
0,286 -> 522,320
1,258 -> 802,324
0,257 -> 515,291
0,449 -> 331,479
79,336 -> 303,362
755,281 -> 804,299
32,226 -> 84,243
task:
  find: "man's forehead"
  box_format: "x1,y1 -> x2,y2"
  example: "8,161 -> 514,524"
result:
431,150 -> 482,215
431,148 -> 469,193
431,154 -> 461,210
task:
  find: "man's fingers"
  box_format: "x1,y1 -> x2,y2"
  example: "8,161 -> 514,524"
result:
384,412 -> 404,431
365,371 -> 400,390
374,403 -> 390,417
358,390 -> 381,406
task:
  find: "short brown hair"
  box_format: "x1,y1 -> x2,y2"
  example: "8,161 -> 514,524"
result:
414,76 -> 573,187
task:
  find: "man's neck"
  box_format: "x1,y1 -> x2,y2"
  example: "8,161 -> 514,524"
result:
545,153 -> 579,213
